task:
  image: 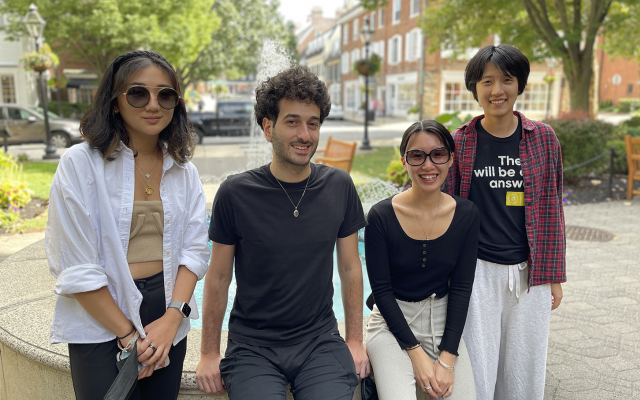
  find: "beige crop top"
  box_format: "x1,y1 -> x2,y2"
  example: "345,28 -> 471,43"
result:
127,201 -> 164,264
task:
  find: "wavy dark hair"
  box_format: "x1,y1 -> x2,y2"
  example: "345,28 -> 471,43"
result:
400,120 -> 455,156
80,50 -> 194,162
254,65 -> 331,130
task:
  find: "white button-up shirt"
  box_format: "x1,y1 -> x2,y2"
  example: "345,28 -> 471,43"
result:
45,142 -> 210,345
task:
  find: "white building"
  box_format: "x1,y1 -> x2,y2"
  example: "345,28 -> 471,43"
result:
0,13 -> 40,106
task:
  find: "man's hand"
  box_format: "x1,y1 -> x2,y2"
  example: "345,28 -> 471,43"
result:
346,340 -> 370,379
196,354 -> 226,394
551,282 -> 563,310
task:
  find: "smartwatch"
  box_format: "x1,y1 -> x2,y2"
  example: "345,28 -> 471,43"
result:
168,301 -> 191,318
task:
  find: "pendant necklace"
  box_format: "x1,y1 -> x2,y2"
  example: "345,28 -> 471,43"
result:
274,173 -> 310,218
411,192 -> 443,240
134,152 -> 160,196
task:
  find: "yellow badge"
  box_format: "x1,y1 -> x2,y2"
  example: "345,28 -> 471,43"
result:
506,191 -> 525,206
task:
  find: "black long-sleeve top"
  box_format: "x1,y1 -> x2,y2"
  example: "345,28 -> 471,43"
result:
364,195 -> 479,356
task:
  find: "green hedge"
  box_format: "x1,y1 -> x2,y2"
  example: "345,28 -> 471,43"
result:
546,118 -> 617,180
47,101 -> 91,120
617,98 -> 640,113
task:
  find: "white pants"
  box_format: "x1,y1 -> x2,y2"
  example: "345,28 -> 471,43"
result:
464,259 -> 551,400
366,295 -> 476,400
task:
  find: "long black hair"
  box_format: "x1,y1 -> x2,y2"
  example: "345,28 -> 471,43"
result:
80,50 -> 194,162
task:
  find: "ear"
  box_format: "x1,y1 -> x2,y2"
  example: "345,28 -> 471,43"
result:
262,117 -> 274,143
113,105 -> 119,114
401,154 -> 408,172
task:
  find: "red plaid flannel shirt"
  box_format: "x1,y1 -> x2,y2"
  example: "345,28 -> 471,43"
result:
446,111 -> 566,286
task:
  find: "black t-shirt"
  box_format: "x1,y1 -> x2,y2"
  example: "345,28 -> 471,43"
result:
209,163 -> 367,347
364,195 -> 479,356
469,116 -> 529,264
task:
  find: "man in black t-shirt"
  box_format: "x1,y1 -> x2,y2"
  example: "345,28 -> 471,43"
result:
196,65 -> 370,400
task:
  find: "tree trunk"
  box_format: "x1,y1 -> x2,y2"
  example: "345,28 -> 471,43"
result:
563,53 -> 594,117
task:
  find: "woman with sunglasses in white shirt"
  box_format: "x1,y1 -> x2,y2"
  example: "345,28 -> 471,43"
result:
365,120 -> 479,399
45,50 -> 209,399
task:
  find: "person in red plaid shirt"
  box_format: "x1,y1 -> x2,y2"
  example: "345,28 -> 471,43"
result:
445,44 -> 566,400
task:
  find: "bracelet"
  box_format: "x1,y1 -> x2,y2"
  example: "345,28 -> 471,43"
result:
117,331 -> 139,352
116,325 -> 135,340
405,344 -> 421,351
437,357 -> 454,370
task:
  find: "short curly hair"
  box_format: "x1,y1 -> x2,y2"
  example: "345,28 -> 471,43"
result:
254,65 -> 331,131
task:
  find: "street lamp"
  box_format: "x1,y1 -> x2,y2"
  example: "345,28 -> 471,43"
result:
544,58 -> 558,120
359,16 -> 375,150
23,3 -> 58,160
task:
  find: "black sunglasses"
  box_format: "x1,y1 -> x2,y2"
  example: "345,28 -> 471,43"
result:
404,147 -> 452,166
121,85 -> 180,110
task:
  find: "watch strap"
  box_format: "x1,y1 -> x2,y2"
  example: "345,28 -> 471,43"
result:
168,301 -> 187,318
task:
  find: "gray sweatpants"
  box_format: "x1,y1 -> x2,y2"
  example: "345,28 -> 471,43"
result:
366,295 -> 476,400
463,259 -> 552,400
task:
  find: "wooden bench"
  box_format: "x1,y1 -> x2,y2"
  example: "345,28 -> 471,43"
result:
315,136 -> 357,173
625,134 -> 640,200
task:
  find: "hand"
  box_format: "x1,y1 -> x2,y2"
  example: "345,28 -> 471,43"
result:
551,283 -> 563,310
196,353 -> 226,394
433,354 -> 455,398
139,309 -> 182,367
346,340 -> 371,379
407,346 -> 440,398
138,362 -> 155,380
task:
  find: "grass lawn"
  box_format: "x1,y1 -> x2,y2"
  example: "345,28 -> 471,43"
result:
350,147 -> 398,179
21,162 -> 58,200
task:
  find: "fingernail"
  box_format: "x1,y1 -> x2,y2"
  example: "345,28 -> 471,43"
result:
142,364 -> 146,367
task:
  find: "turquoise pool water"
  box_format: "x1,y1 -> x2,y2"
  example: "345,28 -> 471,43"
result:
191,230 -> 371,330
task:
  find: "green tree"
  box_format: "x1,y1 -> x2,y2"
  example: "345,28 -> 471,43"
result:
0,0 -> 218,88
361,0 -> 634,115
179,0 -> 297,87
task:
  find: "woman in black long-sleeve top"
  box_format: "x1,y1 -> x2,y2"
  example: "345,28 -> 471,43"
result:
365,120 -> 479,399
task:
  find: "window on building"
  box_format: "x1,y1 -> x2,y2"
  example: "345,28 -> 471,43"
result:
516,83 -> 548,112
443,82 -> 482,112
389,36 -> 402,64
628,83 -> 634,95
346,86 -> 356,109
372,41 -> 385,60
379,8 -> 384,27
353,18 -> 359,41
331,83 -> 341,105
371,12 -> 376,31
410,0 -> 420,17
1,75 -> 16,103
393,0 -> 401,24
341,53 -> 350,74
397,83 -> 417,112
343,24 -> 349,45
405,29 -> 422,62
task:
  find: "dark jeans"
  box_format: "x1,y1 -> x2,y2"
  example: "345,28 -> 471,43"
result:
68,272 -> 187,400
220,325 -> 358,400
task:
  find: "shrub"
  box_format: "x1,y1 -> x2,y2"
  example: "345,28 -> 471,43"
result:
385,148 -> 411,190
0,150 -> 34,230
47,101 -> 91,119
617,98 -> 640,113
546,118 -> 617,181
435,111 -> 473,132
351,172 -> 400,213
606,140 -> 628,175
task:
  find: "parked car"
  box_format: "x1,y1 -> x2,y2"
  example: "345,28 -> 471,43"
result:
326,104 -> 344,120
189,99 -> 254,143
0,104 -> 82,148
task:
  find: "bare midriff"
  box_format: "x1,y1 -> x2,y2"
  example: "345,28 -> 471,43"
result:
129,260 -> 163,280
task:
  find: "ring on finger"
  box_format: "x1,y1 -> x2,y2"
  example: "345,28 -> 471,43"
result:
424,386 -> 432,390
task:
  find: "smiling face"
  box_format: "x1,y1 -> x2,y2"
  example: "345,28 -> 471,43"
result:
114,66 -> 174,139
476,62 -> 519,120
402,131 -> 453,192
263,98 -> 321,168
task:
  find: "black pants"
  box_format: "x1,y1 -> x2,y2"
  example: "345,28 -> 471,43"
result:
220,325 -> 359,400
68,272 -> 187,400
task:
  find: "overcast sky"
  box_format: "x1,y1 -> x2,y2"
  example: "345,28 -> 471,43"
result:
277,0 -> 347,30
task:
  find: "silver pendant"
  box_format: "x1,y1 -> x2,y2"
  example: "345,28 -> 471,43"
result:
145,173 -> 151,179
294,209 -> 299,217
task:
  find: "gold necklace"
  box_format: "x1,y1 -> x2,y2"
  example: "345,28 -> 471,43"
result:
135,153 -> 160,195
411,191 -> 443,240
